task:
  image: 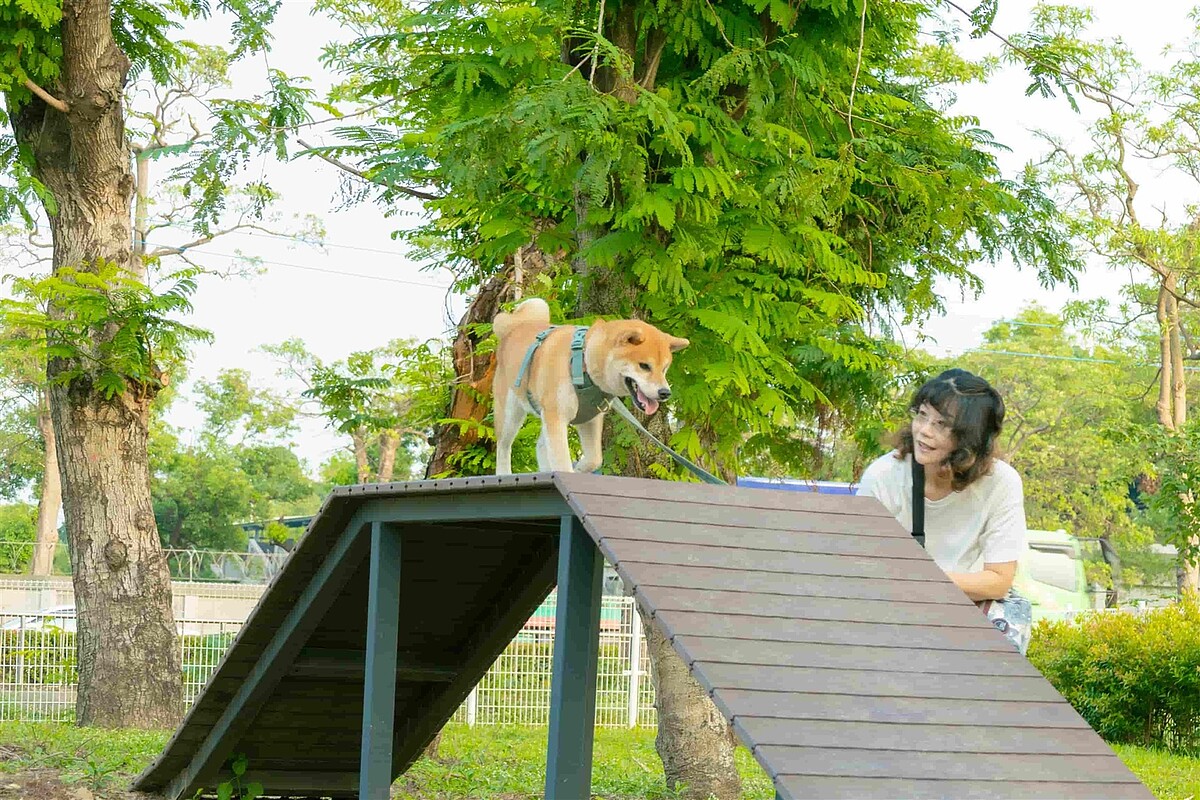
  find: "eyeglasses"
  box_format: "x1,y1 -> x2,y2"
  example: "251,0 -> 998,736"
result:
909,406 -> 953,437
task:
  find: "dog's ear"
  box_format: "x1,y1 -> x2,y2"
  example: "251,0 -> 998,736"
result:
668,336 -> 690,352
623,329 -> 644,346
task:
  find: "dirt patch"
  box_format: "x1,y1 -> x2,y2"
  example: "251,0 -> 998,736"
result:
0,768 -> 159,800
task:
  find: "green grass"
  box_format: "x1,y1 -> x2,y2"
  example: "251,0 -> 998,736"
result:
0,721 -> 1196,799
1112,744 -> 1200,800
0,721 -> 168,793
394,725 -> 775,799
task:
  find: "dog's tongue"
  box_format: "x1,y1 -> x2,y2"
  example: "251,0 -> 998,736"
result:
636,387 -> 660,416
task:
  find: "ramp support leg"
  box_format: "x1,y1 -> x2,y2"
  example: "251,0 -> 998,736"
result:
545,515 -> 603,800
360,521 -> 402,800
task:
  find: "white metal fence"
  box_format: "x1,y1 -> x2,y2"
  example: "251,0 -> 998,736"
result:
0,592 -> 656,727
0,541 -> 288,583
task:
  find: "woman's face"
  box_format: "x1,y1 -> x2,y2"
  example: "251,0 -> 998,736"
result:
910,402 -> 955,466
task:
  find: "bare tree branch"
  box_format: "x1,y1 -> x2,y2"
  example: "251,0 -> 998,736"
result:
23,78 -> 68,114
295,138 -> 442,201
146,221 -> 302,258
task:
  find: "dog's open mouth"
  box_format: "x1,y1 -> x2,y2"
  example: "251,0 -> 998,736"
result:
625,377 -> 660,416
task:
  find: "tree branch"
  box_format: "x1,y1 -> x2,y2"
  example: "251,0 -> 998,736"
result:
295,138 -> 442,201
146,222 -> 289,258
943,0 -> 1134,107
23,78 -> 69,114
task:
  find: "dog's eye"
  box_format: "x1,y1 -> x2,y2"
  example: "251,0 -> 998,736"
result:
639,362 -> 651,371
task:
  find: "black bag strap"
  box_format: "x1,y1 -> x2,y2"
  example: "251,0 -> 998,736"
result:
911,452 -> 926,549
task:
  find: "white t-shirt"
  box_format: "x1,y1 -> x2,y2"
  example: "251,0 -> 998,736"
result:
857,450 -> 1027,573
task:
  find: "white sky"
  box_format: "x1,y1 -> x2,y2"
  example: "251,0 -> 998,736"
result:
23,1 -> 1197,473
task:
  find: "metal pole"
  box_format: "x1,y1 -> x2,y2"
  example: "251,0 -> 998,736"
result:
359,521 -> 401,800
544,515 -> 602,800
627,600 -> 642,728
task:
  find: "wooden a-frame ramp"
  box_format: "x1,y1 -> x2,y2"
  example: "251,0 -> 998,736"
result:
134,473 -> 1152,800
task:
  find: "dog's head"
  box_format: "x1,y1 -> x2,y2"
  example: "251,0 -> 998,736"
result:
591,320 -> 689,416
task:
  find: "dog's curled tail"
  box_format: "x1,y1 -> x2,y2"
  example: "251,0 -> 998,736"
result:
493,297 -> 550,340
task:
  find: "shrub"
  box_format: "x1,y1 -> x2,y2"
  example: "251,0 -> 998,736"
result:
1028,595 -> 1200,753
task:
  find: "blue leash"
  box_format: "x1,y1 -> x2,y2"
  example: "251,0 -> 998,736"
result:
607,398 -> 726,486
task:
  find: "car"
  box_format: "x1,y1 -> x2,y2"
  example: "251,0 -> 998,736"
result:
1,604 -> 77,633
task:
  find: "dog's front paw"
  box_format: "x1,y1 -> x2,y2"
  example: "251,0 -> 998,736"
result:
573,458 -> 602,474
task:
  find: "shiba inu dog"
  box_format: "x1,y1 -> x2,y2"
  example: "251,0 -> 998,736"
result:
492,298 -> 689,474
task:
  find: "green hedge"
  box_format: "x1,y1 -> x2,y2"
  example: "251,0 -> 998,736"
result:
1028,595 -> 1200,753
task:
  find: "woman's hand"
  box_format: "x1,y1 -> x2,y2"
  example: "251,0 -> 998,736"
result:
945,561 -> 1017,602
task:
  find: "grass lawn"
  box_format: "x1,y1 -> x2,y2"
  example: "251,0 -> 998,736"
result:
0,721 -> 1195,799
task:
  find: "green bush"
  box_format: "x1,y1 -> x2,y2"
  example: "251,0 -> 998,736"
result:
1028,595 -> 1200,753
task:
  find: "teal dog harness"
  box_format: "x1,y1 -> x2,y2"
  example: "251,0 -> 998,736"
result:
514,326 -> 610,423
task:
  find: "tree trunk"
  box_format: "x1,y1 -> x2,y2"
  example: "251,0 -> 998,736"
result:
1156,284 -> 1174,429
9,0 -> 183,728
1165,276 -> 1186,430
353,430 -> 372,483
1182,540 -> 1200,595
644,614 -> 742,800
53,385 -> 182,727
30,395 -> 61,576
378,431 -> 399,482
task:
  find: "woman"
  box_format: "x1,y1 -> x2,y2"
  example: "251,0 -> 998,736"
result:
858,368 -> 1027,603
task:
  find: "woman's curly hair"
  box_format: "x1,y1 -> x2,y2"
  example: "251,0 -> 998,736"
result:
895,368 -> 1005,491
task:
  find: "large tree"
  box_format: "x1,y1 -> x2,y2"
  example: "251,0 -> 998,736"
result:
315,0 -> 1077,794
0,0 -> 302,727
1013,4 -> 1200,589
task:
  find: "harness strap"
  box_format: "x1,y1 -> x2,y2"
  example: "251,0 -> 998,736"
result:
515,326 -> 594,390
514,328 -> 555,390
569,326 -> 588,388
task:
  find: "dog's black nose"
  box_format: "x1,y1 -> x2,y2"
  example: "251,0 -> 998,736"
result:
657,388 -> 671,401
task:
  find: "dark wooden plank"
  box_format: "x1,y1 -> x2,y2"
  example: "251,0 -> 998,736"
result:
602,539 -> 949,583
619,564 -> 968,604
240,728 -> 367,749
239,741 -> 362,763
674,636 -> 1043,677
586,512 -> 907,541
289,648 -> 457,682
656,611 -> 1015,652
591,517 -> 926,558
638,587 -> 984,628
697,663 -> 1063,701
711,689 -> 1091,728
764,746 -> 1140,782
204,770 -> 358,799
557,472 -> 893,517
573,496 -> 898,537
734,718 -> 1116,755
776,776 -> 1153,800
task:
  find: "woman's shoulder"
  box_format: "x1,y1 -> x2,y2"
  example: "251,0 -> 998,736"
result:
979,458 -> 1023,494
859,450 -> 907,484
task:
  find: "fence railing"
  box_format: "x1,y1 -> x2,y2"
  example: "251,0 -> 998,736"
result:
0,592 -> 656,727
0,542 -> 288,583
